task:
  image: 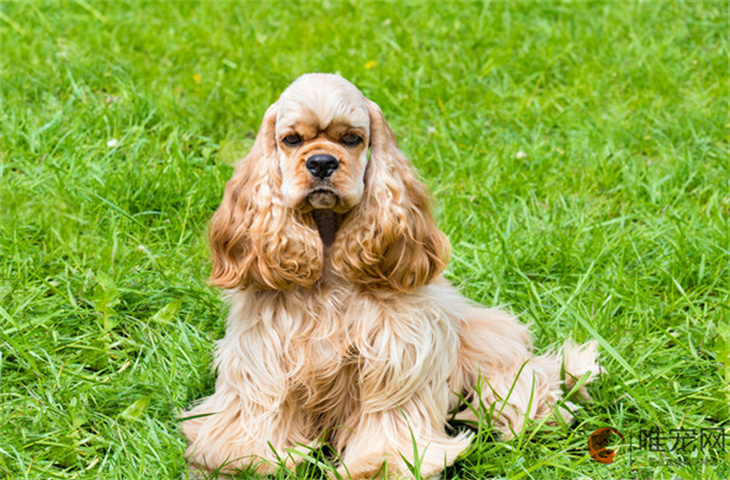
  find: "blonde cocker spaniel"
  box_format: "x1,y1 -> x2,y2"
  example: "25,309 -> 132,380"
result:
183,73 -> 600,479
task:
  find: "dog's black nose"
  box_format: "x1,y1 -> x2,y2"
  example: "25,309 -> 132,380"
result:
306,154 -> 339,179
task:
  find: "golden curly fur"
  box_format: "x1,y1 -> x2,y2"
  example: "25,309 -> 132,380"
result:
182,73 -> 601,479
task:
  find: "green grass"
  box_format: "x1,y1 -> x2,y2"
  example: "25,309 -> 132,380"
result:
1,1 -> 728,479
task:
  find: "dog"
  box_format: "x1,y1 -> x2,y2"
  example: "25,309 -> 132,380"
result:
182,73 -> 600,479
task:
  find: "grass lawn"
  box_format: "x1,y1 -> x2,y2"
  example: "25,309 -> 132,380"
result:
1,1 -> 728,479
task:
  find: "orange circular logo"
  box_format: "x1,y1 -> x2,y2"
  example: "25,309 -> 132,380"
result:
588,427 -> 624,464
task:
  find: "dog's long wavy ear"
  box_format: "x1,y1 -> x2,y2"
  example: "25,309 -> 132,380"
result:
209,102 -> 322,290
330,99 -> 450,292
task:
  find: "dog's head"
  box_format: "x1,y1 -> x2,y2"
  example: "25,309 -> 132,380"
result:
209,73 -> 449,291
276,74 -> 370,214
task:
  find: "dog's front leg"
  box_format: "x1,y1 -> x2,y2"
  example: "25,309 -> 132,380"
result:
335,307 -> 473,479
182,323 -> 310,475
336,401 -> 473,480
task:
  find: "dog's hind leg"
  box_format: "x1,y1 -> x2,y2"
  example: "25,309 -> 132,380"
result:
449,305 -> 601,438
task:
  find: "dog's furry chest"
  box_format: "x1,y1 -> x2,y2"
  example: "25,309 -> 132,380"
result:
277,289 -> 361,412
221,282 -> 463,426
223,286 -> 361,401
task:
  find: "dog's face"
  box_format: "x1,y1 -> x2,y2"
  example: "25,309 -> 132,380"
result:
275,74 -> 370,213
208,73 -> 449,292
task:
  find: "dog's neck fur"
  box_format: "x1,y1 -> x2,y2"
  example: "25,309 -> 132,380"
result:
311,209 -> 344,247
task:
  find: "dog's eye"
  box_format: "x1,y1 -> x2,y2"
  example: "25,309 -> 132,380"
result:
342,133 -> 362,146
282,134 -> 302,146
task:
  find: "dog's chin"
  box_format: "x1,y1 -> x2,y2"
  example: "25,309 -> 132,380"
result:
308,190 -> 339,210
293,188 -> 357,214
